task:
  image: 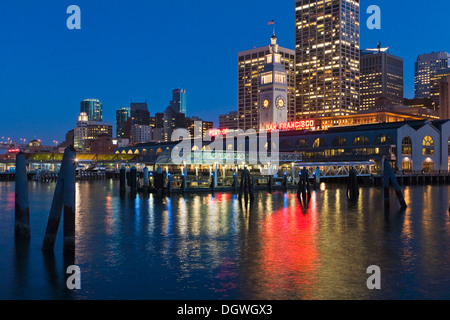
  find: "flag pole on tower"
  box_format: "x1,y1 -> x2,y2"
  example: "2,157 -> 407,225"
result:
268,20 -> 275,35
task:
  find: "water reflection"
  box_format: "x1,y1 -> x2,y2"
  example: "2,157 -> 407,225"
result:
1,181 -> 450,299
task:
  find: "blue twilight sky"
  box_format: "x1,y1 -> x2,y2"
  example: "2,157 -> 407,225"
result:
1,0 -> 450,145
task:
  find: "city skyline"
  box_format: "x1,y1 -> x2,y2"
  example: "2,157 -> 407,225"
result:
1,0 -> 450,145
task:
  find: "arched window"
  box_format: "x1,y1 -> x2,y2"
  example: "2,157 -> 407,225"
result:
402,137 -> 412,156
296,139 -> 309,149
375,134 -> 393,145
422,136 -> 434,156
331,136 -> 348,147
313,137 -> 327,148
156,148 -> 163,155
352,135 -> 370,146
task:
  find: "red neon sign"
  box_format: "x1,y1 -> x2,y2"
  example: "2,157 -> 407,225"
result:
266,120 -> 315,131
208,129 -> 230,137
8,149 -> 20,153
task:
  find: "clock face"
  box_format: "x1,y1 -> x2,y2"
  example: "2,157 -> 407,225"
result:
262,98 -> 271,109
276,96 -> 285,110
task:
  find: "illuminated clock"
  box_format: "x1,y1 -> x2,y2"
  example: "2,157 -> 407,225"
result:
276,96 -> 285,110
262,98 -> 271,109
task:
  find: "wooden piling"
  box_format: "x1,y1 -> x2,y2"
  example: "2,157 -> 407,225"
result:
120,166 -> 126,194
15,152 -> 30,241
130,166 -> 137,194
63,148 -> 76,255
383,161 -> 407,211
42,146 -> 76,252
143,167 -> 149,187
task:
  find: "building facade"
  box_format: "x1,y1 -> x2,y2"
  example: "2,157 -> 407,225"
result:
219,111 -> 239,130
130,102 -> 151,126
74,112 -> 113,153
259,35 -> 289,130
170,88 -> 187,114
440,75 -> 450,120
116,107 -> 131,139
80,99 -> 103,122
430,68 -> 450,107
238,36 -> 295,131
360,49 -> 403,110
295,0 -> 360,118
415,52 -> 450,99
130,125 -> 152,145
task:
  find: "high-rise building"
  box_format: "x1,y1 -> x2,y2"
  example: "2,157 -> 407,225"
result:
163,106 -> 186,141
415,52 -> 450,99
238,36 -> 295,131
440,75 -> 450,120
219,111 -> 239,130
360,49 -> 403,111
295,0 -> 360,118
186,117 -> 214,138
130,102 -> 150,126
430,68 -> 450,108
80,99 -> 103,122
74,112 -> 113,152
170,88 -> 187,114
116,107 -> 131,139
130,125 -> 152,144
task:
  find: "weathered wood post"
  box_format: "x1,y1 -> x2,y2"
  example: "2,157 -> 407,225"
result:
182,174 -> 187,193
120,166 -> 126,194
63,149 -> 76,255
167,173 -> 172,195
15,152 -> 30,241
143,166 -> 149,187
383,160 -> 407,211
42,146 -> 76,252
233,173 -> 238,193
130,166 -> 137,194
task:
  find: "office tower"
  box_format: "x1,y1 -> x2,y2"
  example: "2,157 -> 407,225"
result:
116,107 -> 131,139
130,102 -> 150,126
295,0 -> 360,118
238,36 -> 295,131
163,106 -> 186,141
80,99 -> 103,122
74,112 -> 113,152
186,116 -> 214,138
219,111 -> 239,130
130,125 -> 152,144
440,75 -> 450,119
360,49 -> 403,111
430,68 -> 450,108
259,34 -> 288,129
415,52 -> 450,99
170,88 -> 187,114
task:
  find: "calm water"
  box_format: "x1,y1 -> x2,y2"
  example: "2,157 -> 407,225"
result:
0,180 -> 450,300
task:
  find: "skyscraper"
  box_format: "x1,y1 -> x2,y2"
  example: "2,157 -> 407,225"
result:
130,102 -> 150,126
415,52 -> 450,99
439,75 -> 450,120
80,99 -> 103,122
430,68 -> 450,108
295,0 -> 360,118
360,49 -> 403,110
170,88 -> 187,114
116,107 -> 131,139
238,36 -> 295,131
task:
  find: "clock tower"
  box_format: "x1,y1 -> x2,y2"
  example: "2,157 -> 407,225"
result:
259,34 -> 288,130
